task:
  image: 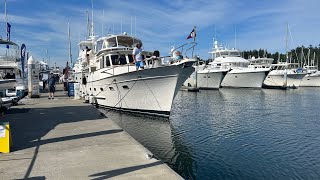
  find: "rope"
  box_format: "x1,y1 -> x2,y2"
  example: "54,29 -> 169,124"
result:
141,78 -> 162,111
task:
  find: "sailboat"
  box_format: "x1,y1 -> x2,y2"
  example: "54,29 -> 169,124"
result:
300,52 -> 320,87
263,24 -> 306,88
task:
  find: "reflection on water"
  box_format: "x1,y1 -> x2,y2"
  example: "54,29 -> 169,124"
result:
103,87 -> 320,180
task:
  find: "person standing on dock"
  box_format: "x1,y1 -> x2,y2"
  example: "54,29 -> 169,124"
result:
48,72 -> 56,99
132,42 -> 144,70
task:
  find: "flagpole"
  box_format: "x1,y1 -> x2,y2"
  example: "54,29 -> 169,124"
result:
192,26 -> 196,58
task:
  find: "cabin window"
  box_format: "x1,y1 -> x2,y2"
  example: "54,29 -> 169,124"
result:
119,55 -> 127,65
105,37 -> 117,48
105,56 -> 111,67
111,55 -> 119,65
109,87 -> 114,91
96,40 -> 103,52
100,56 -> 104,69
128,55 -> 134,63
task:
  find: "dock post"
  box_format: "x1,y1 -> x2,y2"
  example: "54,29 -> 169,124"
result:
28,56 -> 40,98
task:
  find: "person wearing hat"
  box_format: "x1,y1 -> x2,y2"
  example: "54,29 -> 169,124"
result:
48,72 -> 56,99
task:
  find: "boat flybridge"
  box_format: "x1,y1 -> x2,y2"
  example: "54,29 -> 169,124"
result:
0,39 -> 19,90
80,34 -> 195,117
209,41 -> 270,88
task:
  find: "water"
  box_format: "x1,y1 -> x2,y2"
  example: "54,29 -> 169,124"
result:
104,88 -> 320,180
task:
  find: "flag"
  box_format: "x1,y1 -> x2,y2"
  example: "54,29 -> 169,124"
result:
6,23 -> 11,49
6,22 -> 11,41
187,27 -> 196,40
21,44 -> 26,77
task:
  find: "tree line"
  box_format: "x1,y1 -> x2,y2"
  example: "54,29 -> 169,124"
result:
242,44 -> 320,68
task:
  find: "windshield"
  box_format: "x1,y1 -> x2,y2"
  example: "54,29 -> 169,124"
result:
0,43 -> 19,61
117,36 -> 141,48
229,51 -> 240,56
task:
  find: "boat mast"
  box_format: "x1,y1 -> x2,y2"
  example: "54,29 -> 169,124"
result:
308,49 -> 310,66
313,52 -> 316,66
285,23 -> 289,63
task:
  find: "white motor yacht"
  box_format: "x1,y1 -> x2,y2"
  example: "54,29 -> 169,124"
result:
210,41 -> 270,88
82,34 -> 195,117
263,62 -> 306,88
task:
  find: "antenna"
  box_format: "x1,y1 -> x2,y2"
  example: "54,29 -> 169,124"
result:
130,16 -> 133,36
90,0 -> 94,37
86,10 -> 90,38
102,9 -> 104,35
234,25 -> 237,49
68,22 -> 72,65
134,16 -> 136,37
121,17 -> 123,34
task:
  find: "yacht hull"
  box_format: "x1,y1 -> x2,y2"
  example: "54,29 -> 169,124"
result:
86,64 -> 194,117
221,70 -> 268,88
263,73 -> 306,87
300,74 -> 320,87
197,70 -> 227,89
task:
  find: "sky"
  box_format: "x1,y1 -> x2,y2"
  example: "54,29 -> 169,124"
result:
1,0 -> 320,67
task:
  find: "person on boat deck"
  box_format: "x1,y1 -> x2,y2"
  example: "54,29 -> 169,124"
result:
48,72 -> 56,99
132,42 -> 144,70
175,51 -> 183,62
82,74 -> 87,95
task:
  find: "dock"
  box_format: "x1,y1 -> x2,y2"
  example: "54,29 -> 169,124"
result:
0,86 -> 181,179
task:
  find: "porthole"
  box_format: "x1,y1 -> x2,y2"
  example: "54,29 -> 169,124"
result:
109,87 -> 114,91
100,88 -> 103,91
90,88 -> 91,91
94,88 -> 96,91
122,85 -> 129,89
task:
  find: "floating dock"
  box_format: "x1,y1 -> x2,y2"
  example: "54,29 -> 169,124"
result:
0,86 -> 181,179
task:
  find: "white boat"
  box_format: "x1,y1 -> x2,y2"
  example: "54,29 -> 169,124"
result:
81,34 -> 195,117
300,65 -> 320,87
300,52 -> 320,87
263,63 -> 306,88
196,62 -> 229,89
210,41 -> 270,88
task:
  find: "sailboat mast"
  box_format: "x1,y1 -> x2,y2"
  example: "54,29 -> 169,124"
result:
285,23 -> 289,63
5,0 -> 7,34
313,52 -> 316,66
308,49 -> 310,66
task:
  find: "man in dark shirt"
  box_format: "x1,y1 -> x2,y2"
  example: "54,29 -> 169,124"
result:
48,73 -> 56,99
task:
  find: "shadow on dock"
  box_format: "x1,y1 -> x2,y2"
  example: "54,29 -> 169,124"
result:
89,161 -> 162,179
2,105 -> 117,152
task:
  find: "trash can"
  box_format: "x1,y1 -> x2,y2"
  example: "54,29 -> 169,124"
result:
68,82 -> 75,97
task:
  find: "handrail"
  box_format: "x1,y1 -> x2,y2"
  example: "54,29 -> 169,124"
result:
170,42 -> 197,55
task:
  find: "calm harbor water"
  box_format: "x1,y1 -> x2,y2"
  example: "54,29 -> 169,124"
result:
104,88 -> 320,180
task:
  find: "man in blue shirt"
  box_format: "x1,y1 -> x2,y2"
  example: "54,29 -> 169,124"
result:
48,73 -> 56,99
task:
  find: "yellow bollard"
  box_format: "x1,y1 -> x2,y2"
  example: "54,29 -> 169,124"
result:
0,122 -> 12,153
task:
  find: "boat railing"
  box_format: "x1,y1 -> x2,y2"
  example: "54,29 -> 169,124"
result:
170,42 -> 197,57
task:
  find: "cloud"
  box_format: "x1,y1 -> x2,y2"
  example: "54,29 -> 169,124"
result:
4,0 -> 320,67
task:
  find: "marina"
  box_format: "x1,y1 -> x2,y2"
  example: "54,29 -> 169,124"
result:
1,0 -> 320,179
